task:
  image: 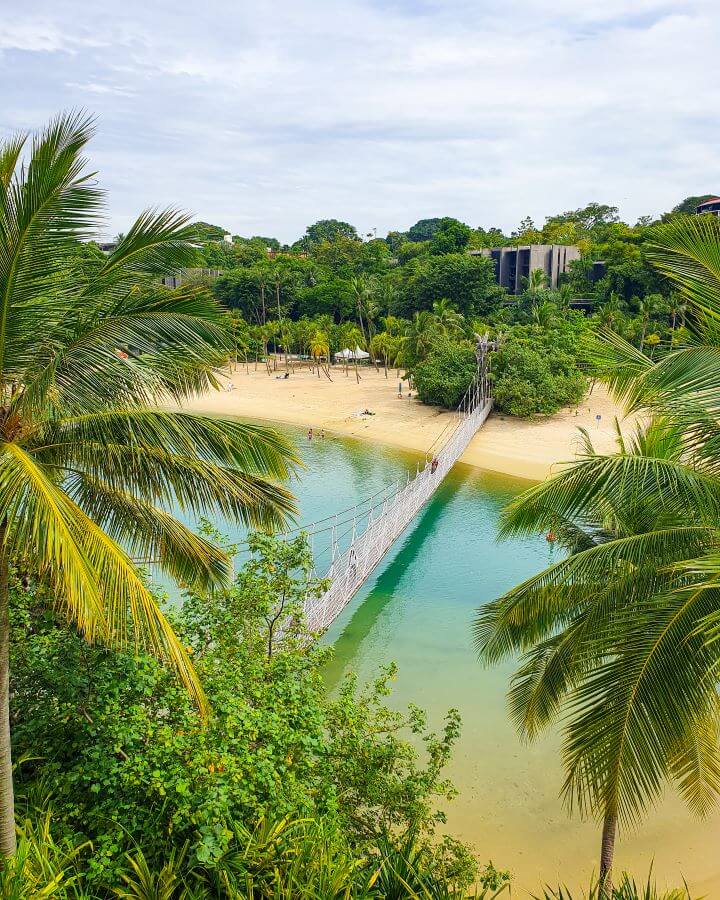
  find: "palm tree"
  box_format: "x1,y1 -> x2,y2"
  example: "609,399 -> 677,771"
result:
431,298 -> 464,336
0,114 -> 299,855
380,315 -> 404,337
597,293 -> 622,331
476,421 -> 720,893
259,321 -> 278,374
531,300 -> 558,328
309,330 -> 330,379
402,311 -> 436,367
369,332 -> 391,377
227,310 -> 248,371
526,267 -> 547,306
668,292 -> 687,334
342,324 -> 365,383
476,215 -> 720,894
349,276 -> 370,344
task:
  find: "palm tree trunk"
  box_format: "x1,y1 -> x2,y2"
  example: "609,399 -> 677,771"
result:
357,303 -> 367,345
599,812 -> 617,897
0,530 -> 16,856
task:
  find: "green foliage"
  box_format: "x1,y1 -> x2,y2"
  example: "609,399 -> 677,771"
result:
300,219 -> 360,248
407,218 -> 446,243
670,195 -> 719,216
413,338 -> 477,409
477,215 -> 720,882
399,253 -> 498,318
12,534 -> 467,893
533,873 -> 695,900
192,221 -> 229,241
491,326 -> 587,417
0,813 -> 89,898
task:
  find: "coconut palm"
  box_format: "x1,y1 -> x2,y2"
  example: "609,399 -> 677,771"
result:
475,421 -> 720,892
0,114 -> 298,855
309,330 -> 330,379
526,267 -> 547,305
340,324 -> 365,383
597,293 -> 622,331
476,215 -> 720,894
431,298 -> 464,336
369,332 -> 391,377
402,311 -> 437,368
349,276 -> 370,344
637,296 -> 659,351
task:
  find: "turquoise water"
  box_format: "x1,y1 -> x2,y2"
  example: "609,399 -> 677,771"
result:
182,424 -> 720,893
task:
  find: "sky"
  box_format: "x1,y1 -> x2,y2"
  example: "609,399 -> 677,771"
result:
1,0 -> 719,243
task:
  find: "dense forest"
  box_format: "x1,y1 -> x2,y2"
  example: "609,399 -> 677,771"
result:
137,199 -> 716,418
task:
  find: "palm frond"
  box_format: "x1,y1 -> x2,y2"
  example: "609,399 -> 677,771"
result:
646,216 -> 720,322
80,206 -> 201,302
65,473 -> 231,593
0,443 -> 207,712
0,111 -> 103,378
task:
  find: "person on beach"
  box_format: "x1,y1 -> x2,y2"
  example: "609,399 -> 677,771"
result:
430,457 -> 439,474
320,428 -> 325,439
308,428 -> 313,441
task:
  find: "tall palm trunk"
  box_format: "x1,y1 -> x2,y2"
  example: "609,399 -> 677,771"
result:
599,811 -> 617,897
0,527 -> 16,856
357,302 -> 367,345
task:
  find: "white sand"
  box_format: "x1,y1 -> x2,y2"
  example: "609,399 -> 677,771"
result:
175,363 -> 635,481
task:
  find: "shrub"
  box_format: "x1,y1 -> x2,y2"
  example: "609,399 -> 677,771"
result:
491,330 -> 586,417
11,534 -> 468,893
414,338 -> 477,409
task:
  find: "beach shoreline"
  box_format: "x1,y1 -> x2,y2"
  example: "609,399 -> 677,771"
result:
173,364 -> 634,482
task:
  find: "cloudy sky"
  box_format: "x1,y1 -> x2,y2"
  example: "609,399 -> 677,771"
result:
1,0 -> 718,242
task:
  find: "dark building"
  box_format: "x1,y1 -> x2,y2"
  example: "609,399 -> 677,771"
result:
471,244 -> 580,295
697,197 -> 720,217
590,260 -> 607,283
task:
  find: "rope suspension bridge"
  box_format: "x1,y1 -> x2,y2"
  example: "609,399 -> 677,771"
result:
283,335 -> 496,632
227,336 -> 495,631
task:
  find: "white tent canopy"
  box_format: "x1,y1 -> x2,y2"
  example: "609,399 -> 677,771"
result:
334,346 -> 370,360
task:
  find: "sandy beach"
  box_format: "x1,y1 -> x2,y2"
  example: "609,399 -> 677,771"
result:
176,363 -> 635,482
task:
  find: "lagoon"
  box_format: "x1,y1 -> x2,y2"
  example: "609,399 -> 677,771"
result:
197,423 -> 720,894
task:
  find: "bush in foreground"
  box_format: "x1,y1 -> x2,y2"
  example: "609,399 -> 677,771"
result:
10,533 -> 470,893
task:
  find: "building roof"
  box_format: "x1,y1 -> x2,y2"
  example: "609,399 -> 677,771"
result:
698,197 -> 720,206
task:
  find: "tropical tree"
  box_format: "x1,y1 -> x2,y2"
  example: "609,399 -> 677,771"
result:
475,214 -> 720,893
349,275 -> 371,344
431,298 -> 464,336
0,113 -> 298,855
369,332 -> 392,377
475,421 -> 720,892
520,268 -> 548,308
309,330 -> 330,379
402,311 -> 437,368
597,293 -> 622,331
340,324 -> 365,382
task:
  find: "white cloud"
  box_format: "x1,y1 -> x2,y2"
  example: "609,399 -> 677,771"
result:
0,0 -> 718,241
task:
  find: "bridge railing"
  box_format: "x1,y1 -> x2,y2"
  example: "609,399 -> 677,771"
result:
303,372 -> 492,631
